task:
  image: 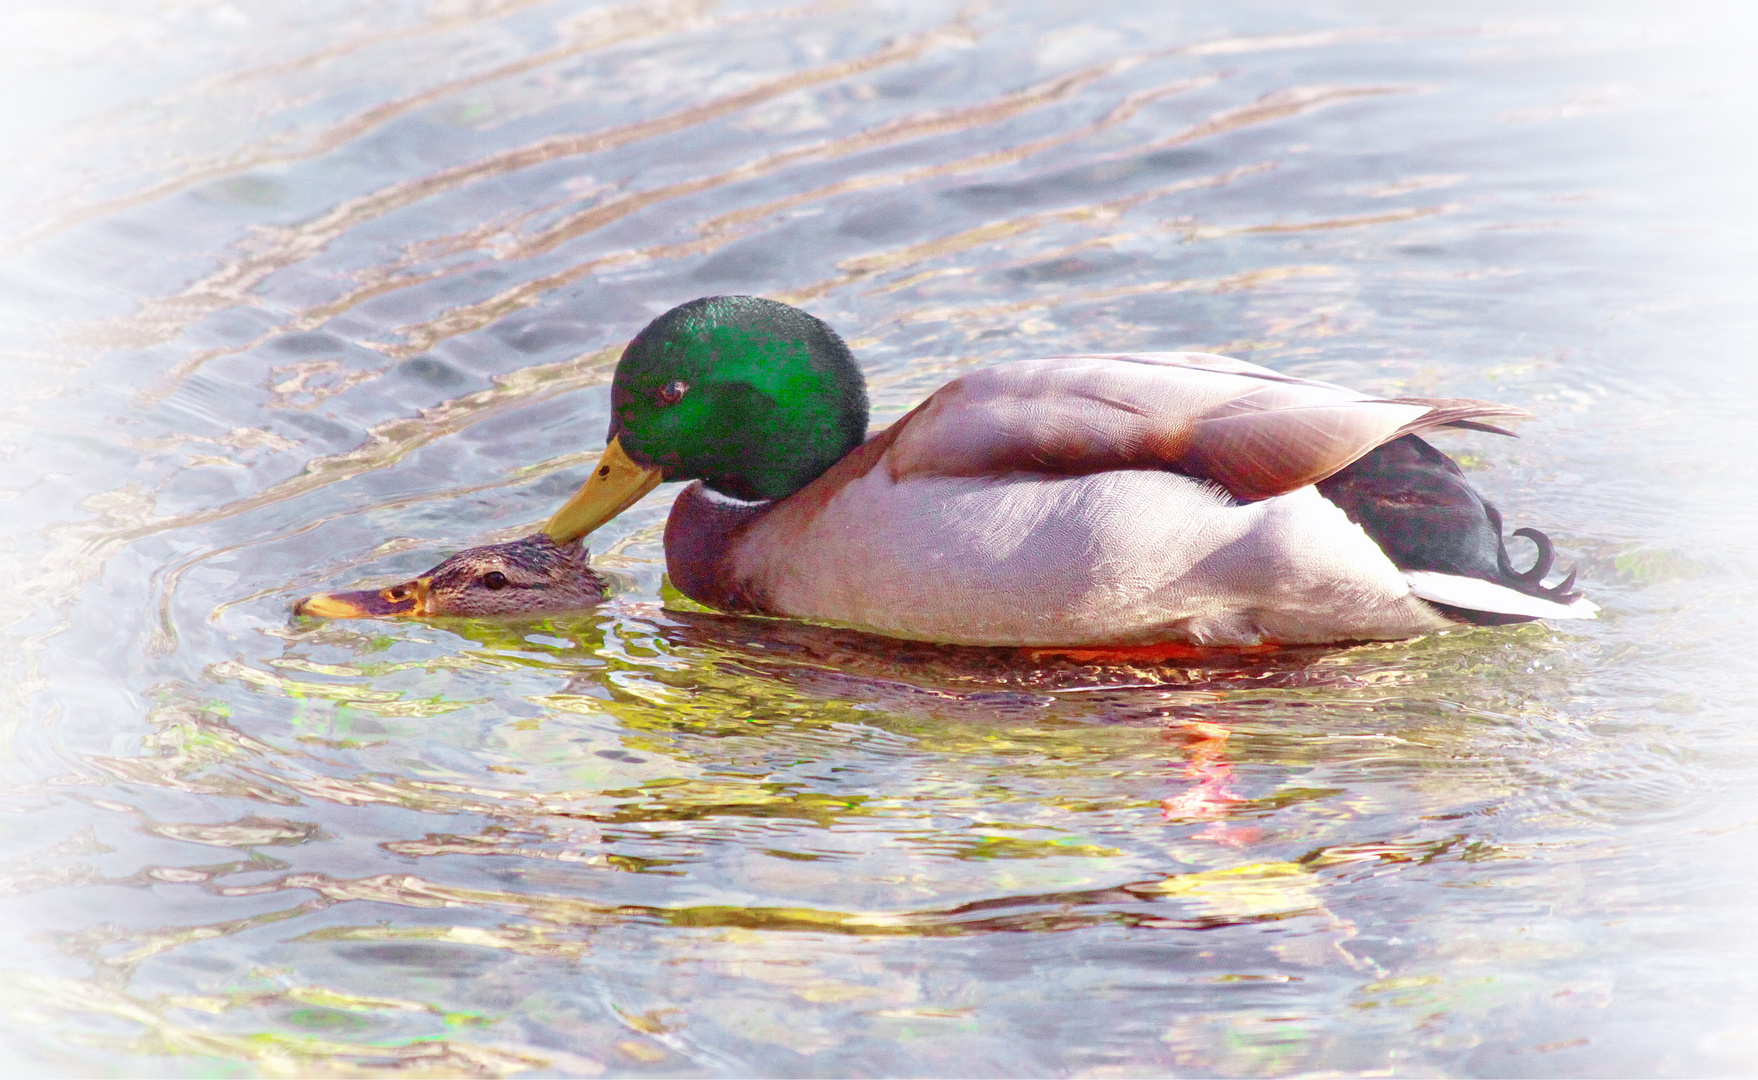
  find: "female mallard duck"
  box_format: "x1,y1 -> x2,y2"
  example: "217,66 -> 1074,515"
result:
298,295 -> 1594,642
295,533 -> 606,619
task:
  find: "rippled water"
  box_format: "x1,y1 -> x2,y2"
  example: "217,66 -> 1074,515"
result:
4,0 -> 1758,1075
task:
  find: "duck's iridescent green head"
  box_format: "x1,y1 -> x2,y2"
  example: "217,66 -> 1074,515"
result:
608,296 -> 869,501
541,297 -> 869,544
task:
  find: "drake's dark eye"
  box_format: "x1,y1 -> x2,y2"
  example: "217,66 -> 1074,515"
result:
655,379 -> 688,406
481,571 -> 509,590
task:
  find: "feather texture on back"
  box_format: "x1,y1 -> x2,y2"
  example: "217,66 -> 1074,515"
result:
883,354 -> 1528,501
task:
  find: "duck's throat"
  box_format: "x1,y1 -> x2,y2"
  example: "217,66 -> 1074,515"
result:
662,481 -> 776,614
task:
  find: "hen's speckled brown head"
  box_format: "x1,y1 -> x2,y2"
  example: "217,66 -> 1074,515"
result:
294,533 -> 607,619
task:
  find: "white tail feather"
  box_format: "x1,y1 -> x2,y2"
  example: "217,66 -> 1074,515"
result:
1404,571 -> 1599,620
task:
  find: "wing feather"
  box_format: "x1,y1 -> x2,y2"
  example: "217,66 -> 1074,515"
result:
882,354 -> 1528,501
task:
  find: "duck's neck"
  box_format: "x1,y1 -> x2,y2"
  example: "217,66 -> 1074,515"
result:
663,482 -> 776,614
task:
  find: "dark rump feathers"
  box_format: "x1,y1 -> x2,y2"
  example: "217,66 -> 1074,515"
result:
1315,434 -> 1582,625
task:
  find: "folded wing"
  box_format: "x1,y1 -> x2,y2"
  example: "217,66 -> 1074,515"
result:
883,353 -> 1529,502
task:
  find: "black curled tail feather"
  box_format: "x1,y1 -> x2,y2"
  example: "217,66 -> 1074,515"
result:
1315,434 -> 1582,623
1501,523 -> 1552,583
1502,527 -> 1582,603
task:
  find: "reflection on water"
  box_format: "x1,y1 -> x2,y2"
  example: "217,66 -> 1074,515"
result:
4,0 -> 1758,1074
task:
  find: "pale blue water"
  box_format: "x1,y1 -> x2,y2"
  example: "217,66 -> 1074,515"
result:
3,1 -> 1758,1075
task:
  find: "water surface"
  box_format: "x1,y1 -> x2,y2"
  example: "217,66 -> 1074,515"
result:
4,1 -> 1758,1075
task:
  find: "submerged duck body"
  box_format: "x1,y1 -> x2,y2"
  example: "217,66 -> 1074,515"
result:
534,296 -> 1594,646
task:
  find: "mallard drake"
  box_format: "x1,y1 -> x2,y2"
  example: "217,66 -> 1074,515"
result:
299,295 -> 1595,644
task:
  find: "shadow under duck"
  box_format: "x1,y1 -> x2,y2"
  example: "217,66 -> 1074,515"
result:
296,295 -> 1594,644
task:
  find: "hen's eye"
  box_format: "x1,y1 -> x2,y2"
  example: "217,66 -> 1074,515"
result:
481,571 -> 509,590
655,379 -> 688,406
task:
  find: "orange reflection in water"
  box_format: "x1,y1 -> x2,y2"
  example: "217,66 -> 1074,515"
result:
1164,719 -> 1263,848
